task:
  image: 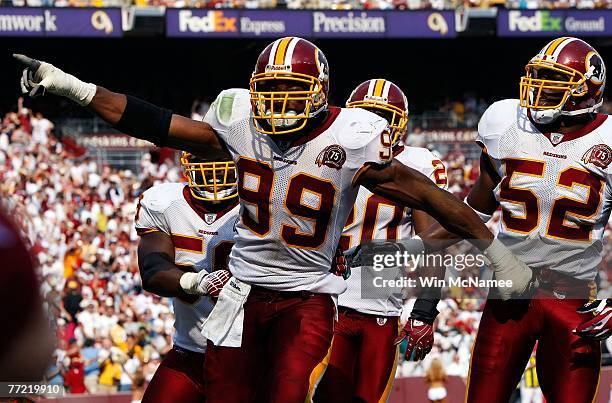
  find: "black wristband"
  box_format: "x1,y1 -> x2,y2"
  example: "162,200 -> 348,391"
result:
115,95 -> 172,147
410,298 -> 440,324
140,252 -> 175,285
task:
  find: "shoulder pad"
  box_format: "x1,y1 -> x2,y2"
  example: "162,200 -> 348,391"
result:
477,99 -> 520,159
335,108 -> 388,150
396,146 -> 438,172
205,88 -> 251,129
140,183 -> 185,213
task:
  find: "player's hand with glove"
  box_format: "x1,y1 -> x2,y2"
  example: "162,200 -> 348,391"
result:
344,236 -> 425,269
483,239 -> 537,300
330,247 -> 351,280
395,318 -> 435,361
574,299 -> 612,341
179,269 -> 231,297
14,54 -> 97,106
395,297 -> 438,361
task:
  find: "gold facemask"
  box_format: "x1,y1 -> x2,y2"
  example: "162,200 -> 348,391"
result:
519,58 -> 588,111
249,72 -> 326,135
180,152 -> 238,201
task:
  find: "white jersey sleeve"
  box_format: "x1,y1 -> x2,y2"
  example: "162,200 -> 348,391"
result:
398,146 -> 448,190
134,183 -> 185,236
335,108 -> 392,175
204,88 -> 252,141
476,99 -> 521,160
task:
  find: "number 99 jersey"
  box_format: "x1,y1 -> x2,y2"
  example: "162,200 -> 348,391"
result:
477,99 -> 612,280
205,89 -> 393,294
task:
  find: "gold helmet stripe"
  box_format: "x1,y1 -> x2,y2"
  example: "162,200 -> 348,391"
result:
545,36 -> 571,57
373,79 -> 386,97
274,37 -> 295,66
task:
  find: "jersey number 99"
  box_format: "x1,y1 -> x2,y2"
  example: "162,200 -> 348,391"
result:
236,157 -> 337,249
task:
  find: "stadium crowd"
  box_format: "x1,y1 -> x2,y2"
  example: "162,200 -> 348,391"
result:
1,0 -> 611,10
1,96 -> 610,399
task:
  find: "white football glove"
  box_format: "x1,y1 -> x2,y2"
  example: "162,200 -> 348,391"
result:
483,239 -> 537,300
14,54 -> 96,106
179,270 -> 231,297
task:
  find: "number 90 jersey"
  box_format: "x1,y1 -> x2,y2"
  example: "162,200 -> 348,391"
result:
135,183 -> 239,353
205,89 -> 393,294
478,99 -> 612,281
338,146 -> 448,316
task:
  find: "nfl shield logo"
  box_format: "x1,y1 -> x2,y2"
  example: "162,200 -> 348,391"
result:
377,317 -> 387,326
550,133 -> 564,145
204,213 -> 217,225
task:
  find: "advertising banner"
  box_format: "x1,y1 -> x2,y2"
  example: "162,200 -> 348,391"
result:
498,9 -> 612,37
0,8 -> 121,37
166,9 -> 456,38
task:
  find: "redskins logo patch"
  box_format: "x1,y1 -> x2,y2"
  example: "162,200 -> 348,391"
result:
316,145 -> 346,170
582,144 -> 612,169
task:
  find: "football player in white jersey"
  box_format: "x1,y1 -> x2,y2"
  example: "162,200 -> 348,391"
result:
17,37 -> 534,402
410,37 -> 610,403
135,151 -> 239,402
315,79 -> 447,403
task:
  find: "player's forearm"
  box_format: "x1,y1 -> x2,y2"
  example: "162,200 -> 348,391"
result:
369,167 -> 493,250
141,267 -> 191,299
139,252 -> 192,299
15,54 -> 224,154
88,86 -> 127,125
419,223 -> 463,253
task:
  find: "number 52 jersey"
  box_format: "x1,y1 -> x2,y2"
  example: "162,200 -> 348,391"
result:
205,88 -> 393,295
478,99 -> 612,281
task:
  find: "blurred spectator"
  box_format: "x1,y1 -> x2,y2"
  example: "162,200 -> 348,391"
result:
98,354 -> 122,394
63,353 -> 87,394
81,338 -> 102,393
425,358 -> 448,403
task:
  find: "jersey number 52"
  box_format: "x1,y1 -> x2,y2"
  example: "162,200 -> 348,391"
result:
500,158 -> 604,242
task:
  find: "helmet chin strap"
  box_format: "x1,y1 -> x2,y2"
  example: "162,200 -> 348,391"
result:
531,99 -> 603,125
193,186 -> 237,201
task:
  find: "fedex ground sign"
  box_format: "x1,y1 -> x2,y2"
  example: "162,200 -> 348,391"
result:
499,10 -> 612,36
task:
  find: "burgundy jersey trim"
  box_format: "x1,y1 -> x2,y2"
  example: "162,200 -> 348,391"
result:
182,186 -> 238,224
533,113 -> 608,146
290,107 -> 341,147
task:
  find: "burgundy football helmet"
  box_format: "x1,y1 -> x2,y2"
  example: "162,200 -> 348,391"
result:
520,37 -> 606,124
346,79 -> 408,146
250,37 -> 330,135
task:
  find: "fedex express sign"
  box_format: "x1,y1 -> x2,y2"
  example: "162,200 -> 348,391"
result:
499,10 -> 612,36
166,9 -> 455,38
167,9 -> 310,37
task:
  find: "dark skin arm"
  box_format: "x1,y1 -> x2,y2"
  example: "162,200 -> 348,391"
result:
89,87 -> 227,155
355,159 -> 494,251
412,209 -> 445,280
137,231 -> 194,300
417,152 -> 501,251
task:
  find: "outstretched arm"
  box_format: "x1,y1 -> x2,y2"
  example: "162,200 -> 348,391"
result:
15,54 -> 226,155
418,153 -> 501,251
355,159 -> 493,250
355,158 -> 535,300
